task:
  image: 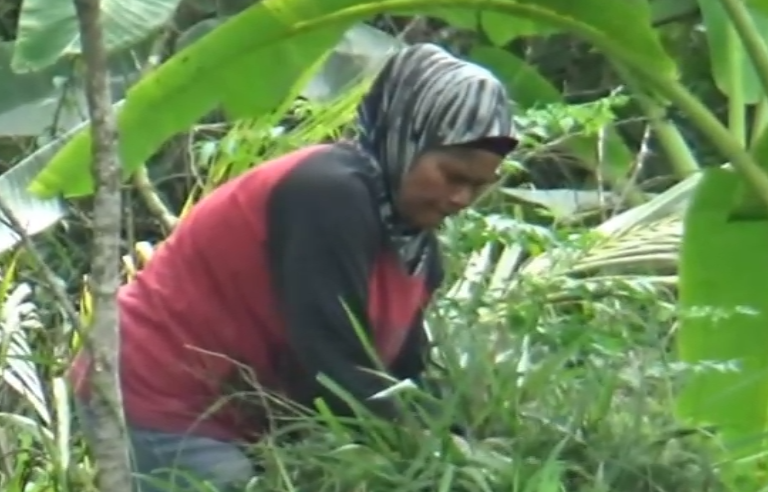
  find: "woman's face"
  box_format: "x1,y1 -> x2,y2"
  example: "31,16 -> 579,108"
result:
396,147 -> 503,229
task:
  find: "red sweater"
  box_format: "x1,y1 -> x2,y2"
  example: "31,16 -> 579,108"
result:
70,143 -> 443,442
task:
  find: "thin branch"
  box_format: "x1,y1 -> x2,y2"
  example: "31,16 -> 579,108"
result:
614,122 -> 654,215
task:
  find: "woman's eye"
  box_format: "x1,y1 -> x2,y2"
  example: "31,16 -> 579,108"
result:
444,171 -> 469,186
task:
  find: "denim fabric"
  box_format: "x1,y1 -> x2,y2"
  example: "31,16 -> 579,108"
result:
76,402 -> 255,492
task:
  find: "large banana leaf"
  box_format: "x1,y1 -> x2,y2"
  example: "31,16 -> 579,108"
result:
665,0 -> 768,464
11,0 -> 183,73
677,167 -> 768,459
434,7 -> 557,46
28,0 -> 675,199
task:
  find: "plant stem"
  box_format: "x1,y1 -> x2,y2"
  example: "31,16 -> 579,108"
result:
751,98 -> 768,147
626,84 -> 700,178
647,76 -> 768,209
726,27 -> 746,146
719,0 -> 768,101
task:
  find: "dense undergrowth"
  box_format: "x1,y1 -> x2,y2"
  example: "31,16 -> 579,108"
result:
0,87 -> 740,491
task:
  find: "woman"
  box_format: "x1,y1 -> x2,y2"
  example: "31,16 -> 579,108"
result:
70,42 -> 517,491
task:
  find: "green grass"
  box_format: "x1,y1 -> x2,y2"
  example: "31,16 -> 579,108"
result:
240,289 -> 723,492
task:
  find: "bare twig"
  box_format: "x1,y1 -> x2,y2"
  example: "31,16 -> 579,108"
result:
71,0 -> 133,490
614,123 -> 654,215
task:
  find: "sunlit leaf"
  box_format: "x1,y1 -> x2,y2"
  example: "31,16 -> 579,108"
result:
677,167 -> 768,459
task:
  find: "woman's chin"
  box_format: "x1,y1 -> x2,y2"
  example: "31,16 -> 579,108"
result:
414,211 -> 447,230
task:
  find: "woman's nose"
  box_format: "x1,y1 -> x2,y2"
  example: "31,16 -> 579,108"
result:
448,185 -> 474,210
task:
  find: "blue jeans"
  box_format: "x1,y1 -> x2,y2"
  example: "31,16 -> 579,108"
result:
76,402 -> 255,492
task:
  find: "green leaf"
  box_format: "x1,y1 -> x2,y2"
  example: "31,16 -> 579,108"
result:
12,0 -> 183,73
480,12 -> 558,46
430,8 -> 479,31
677,167 -> 768,458
435,8 -> 557,45
176,19 -> 227,51
30,0 -> 676,199
698,0 -> 768,103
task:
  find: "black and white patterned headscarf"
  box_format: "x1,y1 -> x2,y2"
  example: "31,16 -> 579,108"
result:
356,43 -> 517,275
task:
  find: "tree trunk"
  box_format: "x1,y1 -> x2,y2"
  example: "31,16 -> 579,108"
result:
71,0 -> 133,490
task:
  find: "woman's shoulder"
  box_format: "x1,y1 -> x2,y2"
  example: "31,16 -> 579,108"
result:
264,143 -> 384,252
272,142 -> 379,205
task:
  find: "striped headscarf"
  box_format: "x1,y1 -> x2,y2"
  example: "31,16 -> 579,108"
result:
355,43 -> 517,275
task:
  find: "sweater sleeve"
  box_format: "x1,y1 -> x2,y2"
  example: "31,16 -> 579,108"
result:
265,151 -> 406,421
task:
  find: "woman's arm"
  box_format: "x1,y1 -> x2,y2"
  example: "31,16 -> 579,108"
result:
266,150 -> 405,420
